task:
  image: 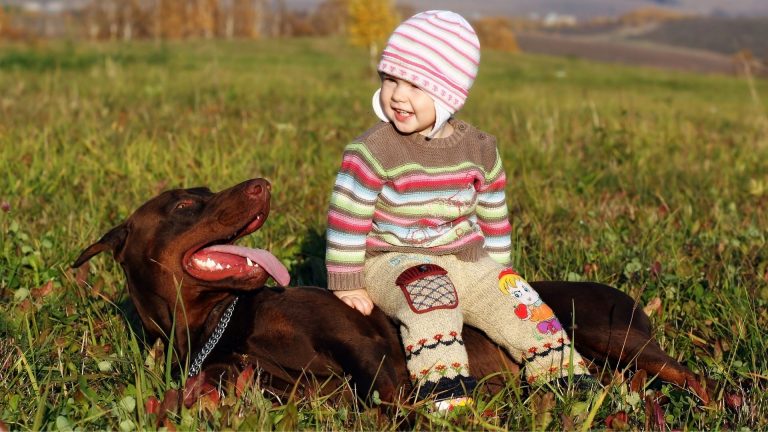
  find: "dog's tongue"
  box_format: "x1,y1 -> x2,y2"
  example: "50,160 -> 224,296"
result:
204,245 -> 291,286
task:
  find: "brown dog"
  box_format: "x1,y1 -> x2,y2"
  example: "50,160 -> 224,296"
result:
72,178 -> 712,404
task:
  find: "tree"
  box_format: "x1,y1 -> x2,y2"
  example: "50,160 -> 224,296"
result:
156,0 -> 187,39
187,0 -> 219,39
472,17 -> 520,53
0,7 -> 6,37
346,0 -> 396,72
232,0 -> 257,38
310,0 -> 347,36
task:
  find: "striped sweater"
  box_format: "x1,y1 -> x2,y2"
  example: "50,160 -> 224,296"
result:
326,120 -> 512,291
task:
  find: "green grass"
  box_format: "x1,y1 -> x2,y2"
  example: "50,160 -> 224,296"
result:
1,37 -> 767,430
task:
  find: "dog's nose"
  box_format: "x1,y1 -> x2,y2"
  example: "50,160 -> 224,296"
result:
246,179 -> 271,198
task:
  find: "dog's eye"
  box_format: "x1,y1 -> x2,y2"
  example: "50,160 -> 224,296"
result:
175,200 -> 195,210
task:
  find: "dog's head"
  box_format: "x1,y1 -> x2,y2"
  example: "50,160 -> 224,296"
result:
72,178 -> 290,354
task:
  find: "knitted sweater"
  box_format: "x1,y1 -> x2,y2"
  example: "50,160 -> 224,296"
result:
326,119 -> 513,291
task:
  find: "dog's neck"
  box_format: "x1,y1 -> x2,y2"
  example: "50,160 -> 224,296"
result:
188,296 -> 239,376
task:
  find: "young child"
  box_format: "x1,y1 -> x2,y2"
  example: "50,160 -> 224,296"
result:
326,10 -> 592,406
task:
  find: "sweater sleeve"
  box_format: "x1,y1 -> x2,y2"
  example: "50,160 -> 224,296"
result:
476,148 -> 513,265
326,142 -> 385,291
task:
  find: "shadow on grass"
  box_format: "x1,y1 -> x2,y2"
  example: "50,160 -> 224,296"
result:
116,296 -> 148,344
289,227 -> 328,289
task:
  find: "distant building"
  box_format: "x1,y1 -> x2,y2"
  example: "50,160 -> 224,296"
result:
542,12 -> 577,27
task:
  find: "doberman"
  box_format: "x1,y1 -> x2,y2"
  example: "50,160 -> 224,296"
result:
72,178 -> 712,405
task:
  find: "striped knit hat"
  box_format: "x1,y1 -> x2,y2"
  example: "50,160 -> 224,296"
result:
377,10 -> 481,114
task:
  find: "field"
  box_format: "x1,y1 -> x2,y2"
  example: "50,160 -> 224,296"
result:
631,17 -> 768,63
526,16 -> 768,76
517,32 -> 739,76
1,38 -> 767,430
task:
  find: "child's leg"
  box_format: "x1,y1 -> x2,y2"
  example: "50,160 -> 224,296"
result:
365,253 -> 476,401
445,255 -> 591,386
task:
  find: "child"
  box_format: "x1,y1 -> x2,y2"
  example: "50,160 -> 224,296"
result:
326,10 -> 591,407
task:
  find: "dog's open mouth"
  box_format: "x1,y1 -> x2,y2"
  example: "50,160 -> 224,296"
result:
183,213 -> 291,286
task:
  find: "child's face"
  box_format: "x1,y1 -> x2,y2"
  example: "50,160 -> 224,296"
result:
379,73 -> 436,136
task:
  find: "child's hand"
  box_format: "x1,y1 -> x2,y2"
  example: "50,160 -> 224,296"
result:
334,289 -> 374,316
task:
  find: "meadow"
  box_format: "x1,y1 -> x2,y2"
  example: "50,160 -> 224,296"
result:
1,37 -> 767,430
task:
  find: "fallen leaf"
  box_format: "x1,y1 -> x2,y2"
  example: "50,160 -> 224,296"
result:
236,365 -> 255,398
560,413 -> 575,431
533,391 -> 555,430
605,411 -> 628,430
145,396 -> 160,415
583,263 -> 599,276
183,373 -> 206,408
75,262 -> 90,288
629,370 -> 647,393
159,389 -> 179,424
31,280 -> 54,300
643,297 -> 662,316
657,204 -> 669,219
650,261 -> 662,278
713,340 -> 723,361
687,332 -> 708,348
162,418 -> 177,432
199,384 -> 221,412
645,395 -> 666,431
18,299 -> 33,313
686,377 -> 710,405
724,391 -> 743,410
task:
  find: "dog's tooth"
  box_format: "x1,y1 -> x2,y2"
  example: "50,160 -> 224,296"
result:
226,264 -> 231,269
246,257 -> 254,267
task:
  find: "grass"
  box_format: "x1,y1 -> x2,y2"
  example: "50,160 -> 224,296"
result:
1,37 -> 767,430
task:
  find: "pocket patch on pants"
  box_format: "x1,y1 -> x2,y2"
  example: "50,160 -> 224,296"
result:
396,264 -> 458,314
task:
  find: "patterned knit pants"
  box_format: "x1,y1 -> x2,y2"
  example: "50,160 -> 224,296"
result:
364,252 -> 590,401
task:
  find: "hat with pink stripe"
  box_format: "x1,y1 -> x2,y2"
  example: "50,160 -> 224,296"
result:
377,10 -> 480,114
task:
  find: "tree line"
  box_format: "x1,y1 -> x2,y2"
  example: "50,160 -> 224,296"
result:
0,0 -> 520,53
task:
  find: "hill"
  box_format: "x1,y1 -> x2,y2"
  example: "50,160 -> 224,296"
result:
516,32 -> 743,76
524,14 -> 768,75
630,16 -> 768,61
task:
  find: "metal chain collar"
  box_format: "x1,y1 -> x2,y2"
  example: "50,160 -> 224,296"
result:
188,297 -> 239,377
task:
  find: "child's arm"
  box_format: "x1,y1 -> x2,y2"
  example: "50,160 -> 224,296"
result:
476,148 -> 513,265
326,143 -> 385,293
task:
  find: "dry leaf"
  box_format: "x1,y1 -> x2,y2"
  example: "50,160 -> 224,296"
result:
75,262 -> 90,288
145,395 -> 160,415
533,391 -> 555,429
236,364 -> 255,398
630,369 -> 647,393
31,280 -> 54,300
643,297 -> 662,316
159,389 -> 179,425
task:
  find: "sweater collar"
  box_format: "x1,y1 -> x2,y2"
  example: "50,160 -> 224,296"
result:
400,118 -> 470,149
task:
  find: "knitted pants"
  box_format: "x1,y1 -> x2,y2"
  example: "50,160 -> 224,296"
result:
364,252 -> 590,400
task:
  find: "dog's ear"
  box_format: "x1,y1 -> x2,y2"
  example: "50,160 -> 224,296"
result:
72,223 -> 130,268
